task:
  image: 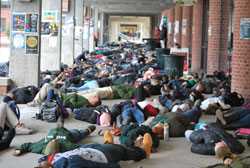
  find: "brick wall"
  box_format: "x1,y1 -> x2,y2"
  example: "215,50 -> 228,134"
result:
219,0 -> 231,72
167,7 -> 175,47
0,86 -> 9,96
231,0 -> 250,101
174,6 -> 182,45
207,0 -> 221,74
0,9 -> 11,37
191,0 -> 203,72
181,6 -> 192,50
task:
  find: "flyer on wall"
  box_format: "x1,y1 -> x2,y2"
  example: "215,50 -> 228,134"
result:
12,33 -> 25,50
25,14 -> 38,32
26,36 -> 38,54
13,13 -> 25,32
42,11 -> 57,22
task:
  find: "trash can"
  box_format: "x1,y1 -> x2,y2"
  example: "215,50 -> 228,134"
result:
146,39 -> 156,51
163,54 -> 185,77
156,48 -> 170,69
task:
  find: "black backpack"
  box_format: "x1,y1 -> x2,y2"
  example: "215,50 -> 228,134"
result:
223,92 -> 245,107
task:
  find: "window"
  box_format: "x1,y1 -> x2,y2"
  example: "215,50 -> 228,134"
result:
0,18 -> 6,32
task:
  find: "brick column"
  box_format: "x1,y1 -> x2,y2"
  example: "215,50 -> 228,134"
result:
207,0 -> 221,74
167,7 -> 175,47
174,6 -> 182,45
219,0 -> 231,72
231,0 -> 250,101
191,0 -> 203,72
181,6 -> 192,50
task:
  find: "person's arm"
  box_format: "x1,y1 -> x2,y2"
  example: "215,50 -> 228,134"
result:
13,142 -> 33,155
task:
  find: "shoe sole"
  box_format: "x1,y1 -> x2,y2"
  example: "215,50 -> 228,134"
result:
216,110 -> 226,125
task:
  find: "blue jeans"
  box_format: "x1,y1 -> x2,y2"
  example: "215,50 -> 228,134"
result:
46,89 -> 62,104
67,80 -> 99,92
68,129 -> 88,143
234,108 -> 250,128
81,143 -> 146,163
122,104 -> 145,124
183,109 -> 202,123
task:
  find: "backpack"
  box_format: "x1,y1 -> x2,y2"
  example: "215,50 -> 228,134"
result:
223,92 -> 245,107
95,105 -> 112,126
37,102 -> 62,122
235,128 -> 250,139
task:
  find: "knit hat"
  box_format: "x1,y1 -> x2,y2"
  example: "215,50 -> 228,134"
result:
45,140 -> 60,155
100,112 -> 111,127
188,79 -> 196,86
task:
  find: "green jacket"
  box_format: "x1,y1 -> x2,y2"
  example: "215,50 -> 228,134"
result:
16,127 -> 81,155
111,84 -> 136,99
119,123 -> 159,148
61,93 -> 89,108
204,156 -> 250,168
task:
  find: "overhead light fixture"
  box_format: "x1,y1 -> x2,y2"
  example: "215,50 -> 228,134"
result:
174,0 -> 198,6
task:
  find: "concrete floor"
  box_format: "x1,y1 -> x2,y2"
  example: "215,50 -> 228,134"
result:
0,97 -> 250,168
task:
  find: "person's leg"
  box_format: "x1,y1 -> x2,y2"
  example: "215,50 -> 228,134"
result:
132,108 -> 145,124
68,80 -> 100,92
91,143 -> 146,163
183,109 -> 202,123
33,83 -> 61,104
0,128 -> 15,151
134,85 -> 146,103
68,125 -> 96,142
0,103 -> 19,129
45,89 -> 56,102
121,109 -> 133,125
239,113 -> 250,128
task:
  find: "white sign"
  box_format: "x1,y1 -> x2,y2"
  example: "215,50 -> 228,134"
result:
12,33 -> 25,49
175,21 -> 179,33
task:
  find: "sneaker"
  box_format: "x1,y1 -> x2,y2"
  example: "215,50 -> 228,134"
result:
27,100 -> 39,107
193,99 -> 202,111
216,109 -> 226,125
86,125 -> 96,135
16,126 -> 33,135
139,133 -> 153,159
104,131 -> 114,144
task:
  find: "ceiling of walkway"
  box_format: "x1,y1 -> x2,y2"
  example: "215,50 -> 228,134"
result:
84,0 -> 175,14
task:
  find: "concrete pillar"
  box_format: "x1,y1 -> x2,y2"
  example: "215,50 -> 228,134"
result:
191,0 -> 203,72
167,7 -> 175,47
89,7 -> 95,52
94,8 -> 99,47
74,0 -> 84,57
174,6 -> 182,45
219,0 -> 231,72
99,12 -> 104,45
61,0 -> 75,66
181,6 -> 192,50
83,4 -> 90,51
10,0 -> 41,87
207,0 -> 221,74
231,0 -> 250,101
40,0 -> 62,71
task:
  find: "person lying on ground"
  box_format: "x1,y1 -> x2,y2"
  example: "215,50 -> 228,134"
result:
36,132 -> 153,168
13,117 -> 96,156
185,122 -> 245,156
216,102 -> 250,130
0,102 -> 33,135
27,83 -> 101,110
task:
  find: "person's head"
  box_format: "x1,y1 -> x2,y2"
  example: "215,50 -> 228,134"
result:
155,26 -> 159,31
152,122 -> 164,139
195,83 -> 204,93
88,96 -> 101,107
204,103 -> 219,115
45,139 -> 60,155
175,43 -> 181,49
214,142 -> 231,159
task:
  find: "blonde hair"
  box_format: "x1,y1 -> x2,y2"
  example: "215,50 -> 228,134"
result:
152,126 -> 164,139
215,145 -> 231,159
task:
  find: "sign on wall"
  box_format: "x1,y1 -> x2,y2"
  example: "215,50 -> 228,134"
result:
42,11 -> 57,22
240,18 -> 250,39
25,14 -> 38,32
12,13 -> 25,32
12,33 -> 25,49
26,35 -> 38,54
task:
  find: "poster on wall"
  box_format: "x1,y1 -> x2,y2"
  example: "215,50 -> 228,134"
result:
240,18 -> 250,39
12,14 -> 25,32
50,22 -> 59,36
62,15 -> 66,26
41,22 -> 51,35
12,33 -> 25,50
168,22 -> 171,34
42,11 -> 57,22
26,36 -> 38,54
170,47 -> 189,74
25,14 -> 38,32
